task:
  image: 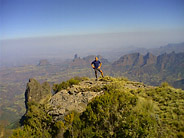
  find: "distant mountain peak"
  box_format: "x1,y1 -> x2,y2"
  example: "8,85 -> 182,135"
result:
37,59 -> 50,66
70,54 -> 109,68
113,52 -> 157,67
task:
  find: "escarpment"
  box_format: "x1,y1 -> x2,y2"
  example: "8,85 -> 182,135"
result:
23,77 -> 111,122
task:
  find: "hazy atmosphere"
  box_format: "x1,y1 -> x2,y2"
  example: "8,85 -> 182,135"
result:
1,0 -> 184,65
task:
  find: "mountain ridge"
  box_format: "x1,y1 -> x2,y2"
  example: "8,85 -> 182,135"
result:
111,52 -> 184,88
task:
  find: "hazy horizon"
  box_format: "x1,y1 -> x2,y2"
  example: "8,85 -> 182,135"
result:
1,0 -> 184,66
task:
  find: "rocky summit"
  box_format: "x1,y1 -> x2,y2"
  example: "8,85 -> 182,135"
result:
48,79 -> 108,121
11,76 -> 184,138
24,77 -> 148,121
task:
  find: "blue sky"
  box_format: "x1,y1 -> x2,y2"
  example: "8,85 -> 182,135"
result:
1,0 -> 184,39
1,0 -> 184,64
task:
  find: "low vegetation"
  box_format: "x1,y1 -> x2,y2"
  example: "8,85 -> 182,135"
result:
10,77 -> 184,138
52,76 -> 89,93
10,102 -> 58,138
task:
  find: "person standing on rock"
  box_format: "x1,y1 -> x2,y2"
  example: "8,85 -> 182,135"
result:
91,57 -> 104,80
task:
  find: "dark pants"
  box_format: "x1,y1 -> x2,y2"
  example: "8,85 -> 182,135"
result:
94,68 -> 104,78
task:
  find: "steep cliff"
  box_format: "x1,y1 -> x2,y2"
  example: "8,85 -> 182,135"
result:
25,78 -> 51,109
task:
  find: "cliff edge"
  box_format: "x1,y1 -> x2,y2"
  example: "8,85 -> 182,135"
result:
12,76 -> 184,138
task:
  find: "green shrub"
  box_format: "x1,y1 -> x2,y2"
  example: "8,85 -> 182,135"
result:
99,76 -> 114,82
65,83 -> 158,137
10,103 -> 55,138
139,86 -> 184,137
161,82 -> 170,87
53,76 -> 88,93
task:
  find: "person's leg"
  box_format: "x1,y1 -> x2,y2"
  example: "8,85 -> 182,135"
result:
95,69 -> 97,79
100,70 -> 104,77
97,69 -> 104,77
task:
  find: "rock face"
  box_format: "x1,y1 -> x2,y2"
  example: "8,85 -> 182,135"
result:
48,79 -> 109,121
25,78 -> 51,109
20,78 -> 51,125
156,52 -> 184,71
143,52 -> 157,66
113,52 -> 184,71
113,53 -> 157,67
